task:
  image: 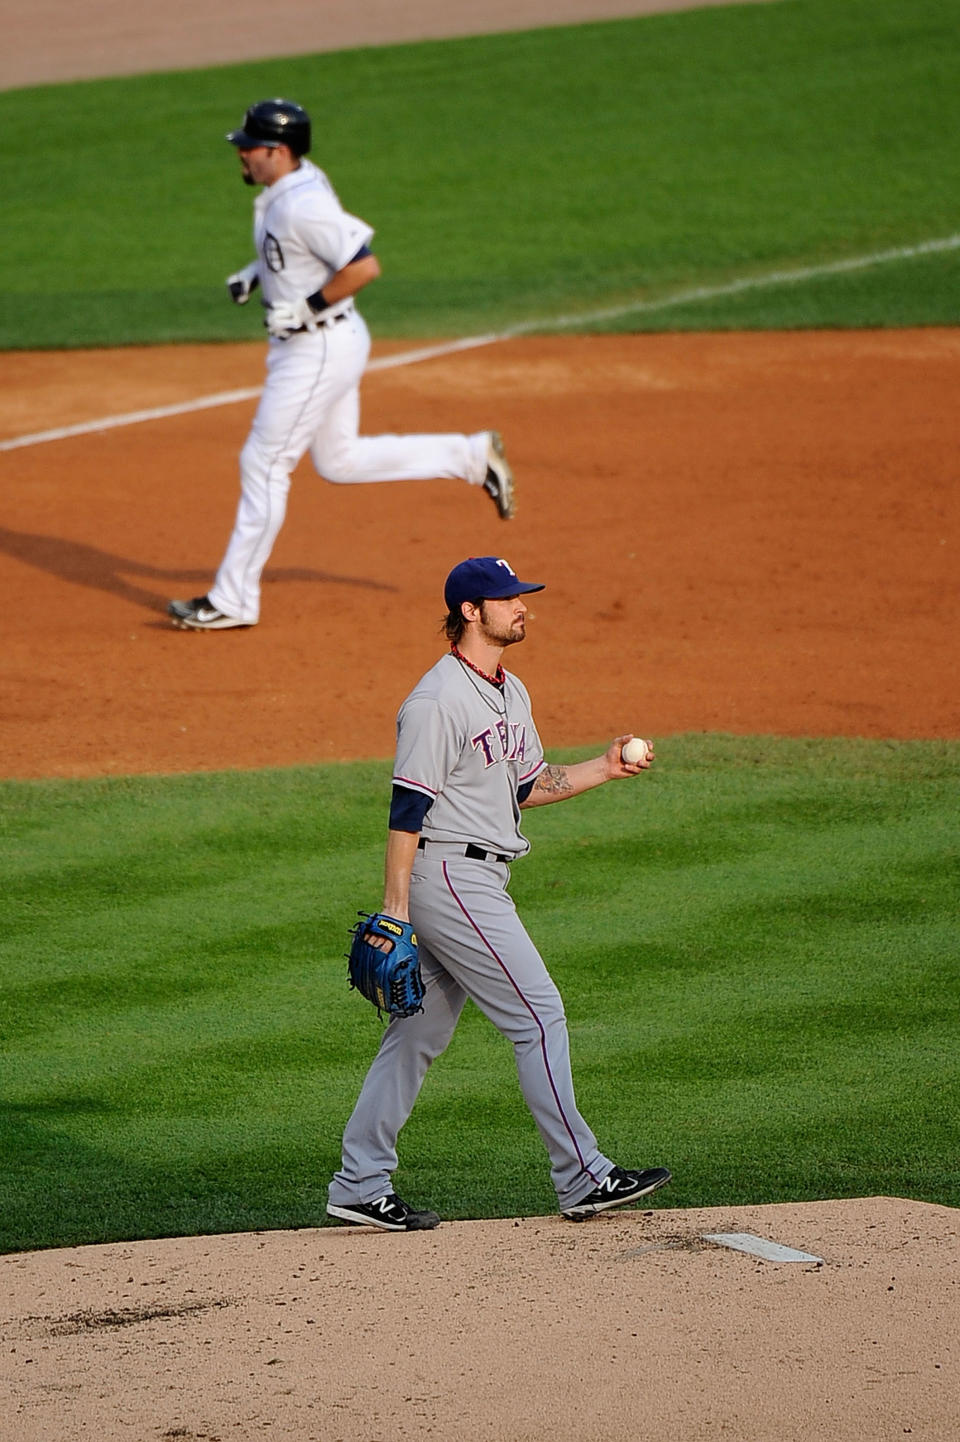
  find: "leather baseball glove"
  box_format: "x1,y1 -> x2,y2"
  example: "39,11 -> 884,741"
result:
346,912 -> 425,1018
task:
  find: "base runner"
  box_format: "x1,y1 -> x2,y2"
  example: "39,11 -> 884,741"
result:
168,100 -> 513,632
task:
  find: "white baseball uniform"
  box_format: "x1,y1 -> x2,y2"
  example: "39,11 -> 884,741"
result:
328,652 -> 616,1213
208,159 -> 491,624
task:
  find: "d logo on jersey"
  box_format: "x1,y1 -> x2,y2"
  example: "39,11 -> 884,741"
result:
471,719 -> 528,768
263,232 -> 285,273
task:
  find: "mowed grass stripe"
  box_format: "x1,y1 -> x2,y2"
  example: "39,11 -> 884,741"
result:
2,736 -> 957,1251
1,0 -> 958,347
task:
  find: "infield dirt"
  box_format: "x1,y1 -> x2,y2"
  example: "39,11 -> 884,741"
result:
2,328 -> 958,779
3,2 -> 958,1438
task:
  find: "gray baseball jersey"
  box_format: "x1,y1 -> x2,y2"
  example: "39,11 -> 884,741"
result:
329,649 -> 615,1213
392,653 -> 546,857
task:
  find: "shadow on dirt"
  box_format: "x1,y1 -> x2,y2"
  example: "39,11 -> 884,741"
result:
0,527 -> 396,610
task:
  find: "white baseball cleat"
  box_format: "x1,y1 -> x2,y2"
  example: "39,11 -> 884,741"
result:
167,596 -> 252,630
482,431 -> 516,519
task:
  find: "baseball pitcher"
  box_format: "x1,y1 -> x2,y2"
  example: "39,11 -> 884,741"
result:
327,556 -> 672,1231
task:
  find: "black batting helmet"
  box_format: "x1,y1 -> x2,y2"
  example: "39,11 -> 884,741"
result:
226,99 -> 311,156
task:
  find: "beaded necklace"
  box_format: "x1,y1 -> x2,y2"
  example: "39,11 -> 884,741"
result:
451,644 -> 505,690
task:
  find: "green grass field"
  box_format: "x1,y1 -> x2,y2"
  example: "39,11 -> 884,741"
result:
2,0 -> 959,348
3,0 -> 959,1253
3,738 -> 958,1254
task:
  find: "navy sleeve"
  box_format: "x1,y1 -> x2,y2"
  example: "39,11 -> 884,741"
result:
306,247 -> 375,313
517,779 -> 536,804
389,784 -> 434,832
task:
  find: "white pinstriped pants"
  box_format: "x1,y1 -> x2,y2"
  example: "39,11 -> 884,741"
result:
329,847 -> 612,1212
209,310 -> 489,623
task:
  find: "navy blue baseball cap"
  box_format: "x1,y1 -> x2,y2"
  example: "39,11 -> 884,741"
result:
444,557 -> 545,611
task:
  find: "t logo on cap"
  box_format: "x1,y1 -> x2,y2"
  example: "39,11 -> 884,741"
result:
444,557 -> 545,611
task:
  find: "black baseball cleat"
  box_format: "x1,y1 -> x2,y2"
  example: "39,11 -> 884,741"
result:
326,1193 -> 442,1232
561,1165 -> 672,1221
167,595 -> 251,630
482,431 -> 516,519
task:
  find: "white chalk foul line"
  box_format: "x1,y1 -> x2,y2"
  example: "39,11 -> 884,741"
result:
523,231 -> 960,333
3,232 -> 957,454
0,336 -> 502,453
0,388 -> 264,453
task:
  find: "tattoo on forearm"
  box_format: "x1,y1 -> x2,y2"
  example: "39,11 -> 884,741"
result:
534,765 -> 573,796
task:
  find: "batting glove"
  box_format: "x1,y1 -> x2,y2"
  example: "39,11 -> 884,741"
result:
264,297 -> 317,339
225,261 -> 260,304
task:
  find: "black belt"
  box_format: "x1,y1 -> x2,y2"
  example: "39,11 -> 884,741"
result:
417,838 -> 512,864
289,309 -> 350,335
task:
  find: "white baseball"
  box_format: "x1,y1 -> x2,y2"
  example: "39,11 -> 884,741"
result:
621,737 -> 652,765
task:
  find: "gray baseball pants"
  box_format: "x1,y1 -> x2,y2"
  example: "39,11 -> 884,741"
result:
328,844 -> 613,1212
